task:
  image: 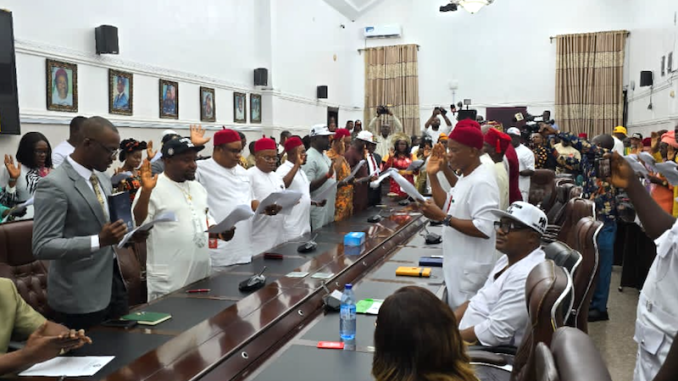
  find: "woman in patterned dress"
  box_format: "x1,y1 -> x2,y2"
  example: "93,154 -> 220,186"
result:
383,133 -> 417,199
326,128 -> 354,221
114,139 -> 156,202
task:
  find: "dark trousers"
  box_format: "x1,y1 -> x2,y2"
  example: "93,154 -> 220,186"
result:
58,260 -> 129,330
590,221 -> 617,312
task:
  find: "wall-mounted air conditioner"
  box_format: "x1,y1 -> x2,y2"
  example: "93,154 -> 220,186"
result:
364,25 -> 401,39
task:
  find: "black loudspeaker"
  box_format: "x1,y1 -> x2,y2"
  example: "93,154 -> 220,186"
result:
254,68 -> 268,86
0,10 -> 20,135
95,25 -> 119,55
640,71 -> 653,87
317,85 -> 328,99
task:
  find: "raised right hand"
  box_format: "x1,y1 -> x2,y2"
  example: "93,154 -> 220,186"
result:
139,159 -> 158,191
4,154 -> 21,180
99,220 -> 128,247
426,143 -> 446,175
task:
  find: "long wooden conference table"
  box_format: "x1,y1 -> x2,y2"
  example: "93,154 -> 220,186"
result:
14,202 -> 482,381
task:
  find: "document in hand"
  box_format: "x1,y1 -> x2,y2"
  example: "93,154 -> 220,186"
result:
19,356 -> 115,377
638,151 -> 658,172
655,161 -> 678,186
117,211 -> 178,248
311,179 -> 337,203
405,160 -> 425,171
370,168 -> 397,189
17,196 -> 34,208
256,190 -> 303,216
390,172 -> 426,202
624,155 -> 649,176
344,160 -> 366,182
206,204 -> 255,233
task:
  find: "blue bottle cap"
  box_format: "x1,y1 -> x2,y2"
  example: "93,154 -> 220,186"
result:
345,284 -> 353,290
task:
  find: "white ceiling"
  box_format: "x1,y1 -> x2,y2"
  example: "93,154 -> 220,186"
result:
323,0 -> 386,21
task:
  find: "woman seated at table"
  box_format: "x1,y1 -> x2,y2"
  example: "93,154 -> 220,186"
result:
382,133 -> 418,199
373,286 -> 478,381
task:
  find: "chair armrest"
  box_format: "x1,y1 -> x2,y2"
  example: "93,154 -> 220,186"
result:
467,350 -> 508,366
467,344 -> 518,356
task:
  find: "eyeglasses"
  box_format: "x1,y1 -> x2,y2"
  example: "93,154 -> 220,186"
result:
494,220 -> 530,234
90,139 -> 120,158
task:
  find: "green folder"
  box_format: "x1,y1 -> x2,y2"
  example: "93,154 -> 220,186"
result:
356,299 -> 383,315
121,311 -> 172,326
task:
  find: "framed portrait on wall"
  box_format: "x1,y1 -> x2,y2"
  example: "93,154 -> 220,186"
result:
233,92 -> 246,123
46,59 -> 78,112
159,79 -> 179,119
109,69 -> 133,116
250,94 -> 262,124
200,87 -> 216,122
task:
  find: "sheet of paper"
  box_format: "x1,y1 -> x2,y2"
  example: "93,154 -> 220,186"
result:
286,271 -> 309,278
206,204 -> 254,233
655,161 -> 678,186
344,160 -> 366,182
638,151 -> 658,172
311,272 -> 334,280
370,168 -> 396,189
274,190 -> 303,216
311,179 -> 337,203
624,156 -> 649,176
391,172 -> 426,202
118,211 -> 178,248
17,196 -> 34,208
356,299 -> 384,315
19,356 -> 115,377
406,160 -> 425,171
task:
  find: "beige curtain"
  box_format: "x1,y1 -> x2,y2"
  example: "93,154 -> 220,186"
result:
364,44 -> 420,136
555,30 -> 628,137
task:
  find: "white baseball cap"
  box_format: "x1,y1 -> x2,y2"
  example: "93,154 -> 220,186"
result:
506,127 -> 521,137
162,129 -> 178,137
356,131 -> 376,144
490,201 -> 548,235
310,124 -> 334,137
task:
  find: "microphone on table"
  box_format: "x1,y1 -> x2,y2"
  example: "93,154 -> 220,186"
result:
297,234 -> 318,253
239,266 -> 267,292
421,225 -> 442,245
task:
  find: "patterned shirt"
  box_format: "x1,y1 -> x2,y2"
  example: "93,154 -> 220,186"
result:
581,147 -> 618,223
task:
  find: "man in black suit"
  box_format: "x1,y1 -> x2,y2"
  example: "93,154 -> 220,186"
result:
365,133 -> 382,207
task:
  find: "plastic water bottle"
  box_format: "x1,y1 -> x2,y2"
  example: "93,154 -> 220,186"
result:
340,284 -> 357,348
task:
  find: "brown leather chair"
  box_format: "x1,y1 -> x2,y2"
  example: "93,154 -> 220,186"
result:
115,241 -> 148,307
568,186 -> 582,200
554,198 -> 595,244
529,170 -> 557,211
536,327 -> 613,381
0,220 -> 53,319
546,184 -> 575,228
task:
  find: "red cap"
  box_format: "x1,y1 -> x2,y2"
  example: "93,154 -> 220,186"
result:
484,128 -> 511,153
254,137 -> 276,152
449,125 -> 483,150
214,128 -> 241,146
578,133 -> 588,139
284,137 -> 303,153
642,137 -> 652,147
334,128 -> 351,139
455,119 -> 481,130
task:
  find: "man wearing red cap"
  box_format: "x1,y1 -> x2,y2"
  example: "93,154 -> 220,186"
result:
420,120 -> 500,309
249,137 -> 287,254
482,128 -> 511,211
196,129 -> 258,271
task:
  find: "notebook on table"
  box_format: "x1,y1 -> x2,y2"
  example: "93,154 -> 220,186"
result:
121,311 -> 172,326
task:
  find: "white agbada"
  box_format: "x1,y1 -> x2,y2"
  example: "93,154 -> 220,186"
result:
196,159 -> 255,267
422,124 -> 452,143
459,248 -> 545,346
51,141 -> 75,168
633,220 -> 678,381
515,144 -> 535,202
133,174 -> 214,301
442,163 -> 500,309
480,154 -> 508,212
276,161 -> 312,238
248,166 -> 287,254
303,147 -> 336,230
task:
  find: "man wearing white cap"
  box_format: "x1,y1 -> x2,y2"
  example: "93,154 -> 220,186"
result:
456,201 -> 547,346
302,125 -> 337,230
507,127 -> 535,202
363,132 -> 383,207
347,131 -> 378,214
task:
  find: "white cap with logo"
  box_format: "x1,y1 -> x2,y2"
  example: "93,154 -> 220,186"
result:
490,201 -> 548,235
356,131 -> 376,144
310,124 -> 334,137
506,127 -> 521,137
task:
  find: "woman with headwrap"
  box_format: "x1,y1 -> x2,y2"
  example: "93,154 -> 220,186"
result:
383,133 -> 417,199
326,129 -> 354,221
415,136 -> 434,194
52,68 -> 72,106
114,138 -> 156,202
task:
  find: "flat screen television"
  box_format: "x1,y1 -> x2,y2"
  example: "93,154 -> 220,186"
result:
0,10 -> 20,135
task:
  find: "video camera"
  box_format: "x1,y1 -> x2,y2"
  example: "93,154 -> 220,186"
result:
376,105 -> 390,116
434,106 -> 448,116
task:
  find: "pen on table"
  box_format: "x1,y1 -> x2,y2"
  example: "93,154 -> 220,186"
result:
186,289 -> 211,293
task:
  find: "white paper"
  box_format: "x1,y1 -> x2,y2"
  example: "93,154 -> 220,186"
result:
624,156 -> 649,176
365,300 -> 383,315
638,152 -> 658,172
206,204 -> 254,233
311,272 -> 334,279
344,160 -> 366,183
656,161 -> 678,186
256,190 -> 303,216
286,271 -> 309,278
391,172 -> 426,202
311,179 -> 337,203
17,196 -> 34,208
19,356 -> 115,377
406,160 -> 425,171
370,168 -> 396,189
117,211 -> 178,248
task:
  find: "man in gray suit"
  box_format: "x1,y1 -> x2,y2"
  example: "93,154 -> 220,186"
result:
33,116 -> 134,329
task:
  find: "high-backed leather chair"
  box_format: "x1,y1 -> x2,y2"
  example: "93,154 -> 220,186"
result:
529,170 -> 556,211
115,241 -> 148,307
568,186 -> 582,200
542,242 -> 582,279
546,183 -> 575,227
567,217 -> 603,333
555,198 -> 595,244
0,220 -> 53,319
536,327 -> 613,381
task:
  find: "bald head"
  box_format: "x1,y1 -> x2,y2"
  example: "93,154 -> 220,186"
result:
73,116 -> 121,172
81,116 -> 119,141
592,134 -> 614,150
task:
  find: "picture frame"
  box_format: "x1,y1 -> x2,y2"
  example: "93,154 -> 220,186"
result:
46,59 -> 78,112
234,92 -> 247,123
159,79 -> 179,119
250,94 -> 262,124
200,87 -> 216,122
109,69 -> 133,116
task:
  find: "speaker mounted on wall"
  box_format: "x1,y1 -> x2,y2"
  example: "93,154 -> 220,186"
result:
254,68 -> 268,87
640,71 -> 653,87
317,85 -> 328,99
95,25 -> 119,55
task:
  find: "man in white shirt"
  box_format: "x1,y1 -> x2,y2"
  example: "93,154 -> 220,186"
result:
303,125 -> 336,230
249,137 -> 287,254
277,136 -> 321,239
364,132 -> 383,207
612,126 -> 627,155
456,202 -> 547,346
133,138 -> 234,301
420,119 -> 500,309
196,129 -> 260,272
553,135 -> 582,175
482,128 -> 511,211
422,107 -> 453,143
507,128 -> 535,202
51,116 -> 86,168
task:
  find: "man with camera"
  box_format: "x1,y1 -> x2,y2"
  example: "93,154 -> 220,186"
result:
422,107 -> 453,143
369,105 -> 403,160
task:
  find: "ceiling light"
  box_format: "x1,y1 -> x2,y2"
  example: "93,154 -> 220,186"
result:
459,0 -> 489,13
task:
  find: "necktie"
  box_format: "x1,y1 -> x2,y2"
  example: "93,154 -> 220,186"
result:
89,174 -> 109,221
369,154 -> 379,175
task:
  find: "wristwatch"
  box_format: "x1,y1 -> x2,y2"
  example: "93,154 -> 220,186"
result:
442,214 -> 453,227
